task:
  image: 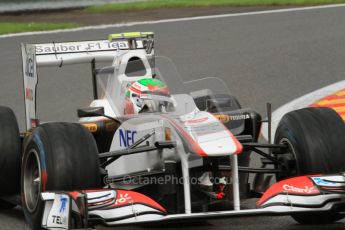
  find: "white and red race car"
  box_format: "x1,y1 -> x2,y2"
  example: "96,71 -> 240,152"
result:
0,32 -> 345,229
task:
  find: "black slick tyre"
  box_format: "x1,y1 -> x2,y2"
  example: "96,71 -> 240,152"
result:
274,107 -> 345,224
0,106 -> 21,209
21,122 -> 101,229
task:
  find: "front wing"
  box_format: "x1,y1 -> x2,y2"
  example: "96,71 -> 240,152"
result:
41,174 -> 345,229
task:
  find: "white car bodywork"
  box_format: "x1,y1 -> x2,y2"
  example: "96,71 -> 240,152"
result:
21,33 -> 345,229
21,32 -> 242,217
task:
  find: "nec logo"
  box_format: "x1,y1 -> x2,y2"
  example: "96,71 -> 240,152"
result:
119,129 -> 137,147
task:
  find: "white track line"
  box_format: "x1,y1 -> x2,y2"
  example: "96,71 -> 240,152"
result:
1,3 -> 345,39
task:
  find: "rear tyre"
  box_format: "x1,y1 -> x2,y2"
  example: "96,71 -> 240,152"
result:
22,122 -> 101,230
274,107 -> 345,224
0,106 -> 21,204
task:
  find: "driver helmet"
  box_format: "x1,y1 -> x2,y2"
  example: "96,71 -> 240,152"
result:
124,78 -> 172,115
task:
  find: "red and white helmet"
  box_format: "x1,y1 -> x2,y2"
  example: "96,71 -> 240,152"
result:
124,78 -> 172,115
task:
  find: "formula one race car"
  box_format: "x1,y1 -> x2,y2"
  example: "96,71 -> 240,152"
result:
1,32 -> 345,229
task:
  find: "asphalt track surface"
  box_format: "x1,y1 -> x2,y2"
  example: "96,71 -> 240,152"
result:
1,5 -> 345,230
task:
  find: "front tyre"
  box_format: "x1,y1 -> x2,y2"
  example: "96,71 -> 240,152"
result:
274,107 -> 345,224
22,122 -> 101,230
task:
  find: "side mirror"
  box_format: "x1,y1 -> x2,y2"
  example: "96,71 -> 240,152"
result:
77,107 -> 105,118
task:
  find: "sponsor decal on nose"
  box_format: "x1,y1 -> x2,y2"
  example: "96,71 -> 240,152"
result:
282,184 -> 318,194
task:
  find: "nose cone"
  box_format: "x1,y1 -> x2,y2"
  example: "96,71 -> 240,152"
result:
182,112 -> 243,157
198,131 -> 243,156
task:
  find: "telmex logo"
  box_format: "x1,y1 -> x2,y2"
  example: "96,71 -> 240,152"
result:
282,184 -> 318,194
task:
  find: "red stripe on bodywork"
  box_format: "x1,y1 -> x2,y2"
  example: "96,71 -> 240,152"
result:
226,130 -> 243,154
257,175 -> 321,207
111,190 -> 166,213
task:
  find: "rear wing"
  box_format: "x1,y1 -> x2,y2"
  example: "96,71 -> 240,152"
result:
21,32 -> 154,130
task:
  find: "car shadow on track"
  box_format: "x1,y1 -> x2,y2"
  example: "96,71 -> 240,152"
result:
0,206 -> 27,230
0,206 -> 24,220
96,216 -> 345,230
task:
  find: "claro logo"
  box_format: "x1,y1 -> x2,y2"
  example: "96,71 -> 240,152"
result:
282,184 -> 318,194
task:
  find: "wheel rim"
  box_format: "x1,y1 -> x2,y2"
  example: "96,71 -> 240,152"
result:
277,138 -> 299,178
23,149 -> 41,213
